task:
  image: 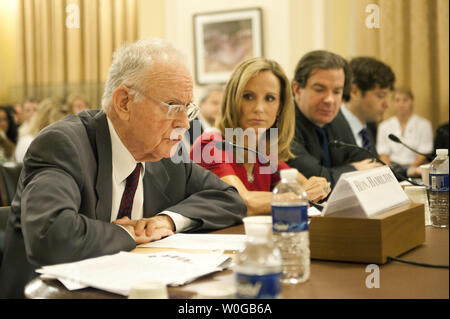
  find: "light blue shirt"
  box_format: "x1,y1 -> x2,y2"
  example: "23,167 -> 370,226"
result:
341,104 -> 366,148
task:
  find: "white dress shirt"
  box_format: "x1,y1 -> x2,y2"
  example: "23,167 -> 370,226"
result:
14,134 -> 34,163
107,117 -> 196,232
341,104 -> 366,148
376,114 -> 433,166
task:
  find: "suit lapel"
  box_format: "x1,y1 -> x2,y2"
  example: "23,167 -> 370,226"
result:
296,108 -> 323,160
89,112 -> 113,222
143,161 -> 171,217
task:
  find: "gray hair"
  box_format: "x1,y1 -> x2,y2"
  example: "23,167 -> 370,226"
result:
101,38 -> 186,111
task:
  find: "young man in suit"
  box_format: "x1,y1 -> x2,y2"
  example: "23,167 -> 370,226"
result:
340,56 -> 395,155
287,50 -> 381,187
0,38 -> 246,298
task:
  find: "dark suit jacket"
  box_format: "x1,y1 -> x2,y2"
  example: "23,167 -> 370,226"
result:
187,118 -> 205,147
0,110 -> 246,298
434,122 -> 449,152
287,107 -> 371,187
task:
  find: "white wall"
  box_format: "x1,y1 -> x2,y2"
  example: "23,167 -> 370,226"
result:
165,0 -> 325,102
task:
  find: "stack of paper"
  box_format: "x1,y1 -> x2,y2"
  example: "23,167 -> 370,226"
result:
37,251 -> 231,296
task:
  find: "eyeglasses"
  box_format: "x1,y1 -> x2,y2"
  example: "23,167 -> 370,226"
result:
127,86 -> 200,121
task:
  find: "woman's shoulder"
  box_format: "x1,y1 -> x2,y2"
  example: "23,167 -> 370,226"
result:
411,114 -> 431,126
379,116 -> 397,127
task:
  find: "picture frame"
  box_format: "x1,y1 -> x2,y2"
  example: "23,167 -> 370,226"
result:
193,8 -> 263,85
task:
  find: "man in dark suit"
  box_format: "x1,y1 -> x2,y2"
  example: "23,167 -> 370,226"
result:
0,38 -> 246,298
340,57 -> 395,155
287,50 -> 381,187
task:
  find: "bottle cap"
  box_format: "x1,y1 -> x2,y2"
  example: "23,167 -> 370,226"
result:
128,281 -> 168,299
436,149 -> 448,156
242,216 -> 272,239
280,168 -> 298,180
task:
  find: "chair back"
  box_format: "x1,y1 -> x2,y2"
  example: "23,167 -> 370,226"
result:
0,206 -> 10,232
0,163 -> 23,206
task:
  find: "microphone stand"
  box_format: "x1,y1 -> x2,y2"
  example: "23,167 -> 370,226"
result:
388,134 -> 434,162
214,140 -> 325,211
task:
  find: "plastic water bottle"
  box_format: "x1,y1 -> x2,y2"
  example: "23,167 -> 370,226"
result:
271,168 -> 310,284
235,216 -> 282,298
429,149 -> 449,228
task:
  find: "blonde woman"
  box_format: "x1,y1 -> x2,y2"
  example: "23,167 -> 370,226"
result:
377,88 -> 434,177
190,57 -> 330,216
15,98 -> 68,162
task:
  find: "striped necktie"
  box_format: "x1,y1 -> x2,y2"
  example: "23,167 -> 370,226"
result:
359,128 -> 372,151
117,163 -> 142,219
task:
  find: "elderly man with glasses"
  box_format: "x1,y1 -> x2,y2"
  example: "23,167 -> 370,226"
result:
0,38 -> 246,298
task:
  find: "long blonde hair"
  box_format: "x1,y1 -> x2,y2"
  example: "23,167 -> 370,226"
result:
216,57 -> 295,161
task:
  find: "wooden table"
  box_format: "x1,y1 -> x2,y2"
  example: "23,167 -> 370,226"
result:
25,226 -> 448,299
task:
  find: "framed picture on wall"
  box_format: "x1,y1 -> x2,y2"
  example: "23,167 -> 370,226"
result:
193,8 -> 263,85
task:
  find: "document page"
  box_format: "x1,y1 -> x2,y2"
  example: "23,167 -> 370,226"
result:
37,251 -> 231,296
140,233 -> 246,251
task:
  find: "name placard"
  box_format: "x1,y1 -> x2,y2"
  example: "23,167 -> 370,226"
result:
322,166 -> 410,218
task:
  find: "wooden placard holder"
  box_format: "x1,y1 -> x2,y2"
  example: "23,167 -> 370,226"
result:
309,203 -> 426,264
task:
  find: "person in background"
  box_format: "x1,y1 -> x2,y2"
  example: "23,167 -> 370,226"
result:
0,38 -> 245,298
287,50 -> 381,187
434,122 -> 449,153
0,106 -> 18,145
13,102 -> 25,127
18,98 -> 40,138
14,98 -> 69,163
183,85 -> 224,149
0,106 -> 18,163
377,88 -> 433,177
190,57 -> 330,216
340,57 -> 395,155
66,93 -> 90,114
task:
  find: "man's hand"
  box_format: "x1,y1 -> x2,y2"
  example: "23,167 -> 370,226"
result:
351,158 -> 383,171
407,166 -> 422,178
113,216 -> 175,244
302,176 -> 330,202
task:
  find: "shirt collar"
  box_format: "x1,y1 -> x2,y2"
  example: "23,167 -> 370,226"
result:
106,116 -> 144,184
341,104 -> 365,135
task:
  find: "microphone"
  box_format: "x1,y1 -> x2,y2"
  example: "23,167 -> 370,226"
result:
213,140 -> 325,211
329,139 -> 421,186
214,140 -> 279,175
388,134 -> 434,162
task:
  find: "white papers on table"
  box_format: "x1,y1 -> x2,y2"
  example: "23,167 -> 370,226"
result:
140,233 -> 246,250
36,251 -> 231,296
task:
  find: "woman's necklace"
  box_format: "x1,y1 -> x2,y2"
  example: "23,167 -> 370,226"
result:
244,163 -> 255,183
247,171 -> 254,183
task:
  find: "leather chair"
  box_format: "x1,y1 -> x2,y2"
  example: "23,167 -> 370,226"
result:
0,162 -> 23,206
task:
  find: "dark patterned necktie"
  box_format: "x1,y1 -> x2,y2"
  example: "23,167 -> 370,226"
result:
117,163 -> 142,219
359,128 -> 372,151
315,126 -> 331,168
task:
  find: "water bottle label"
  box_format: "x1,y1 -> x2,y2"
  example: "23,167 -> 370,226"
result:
235,272 -> 281,299
429,173 -> 449,192
271,205 -> 308,232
